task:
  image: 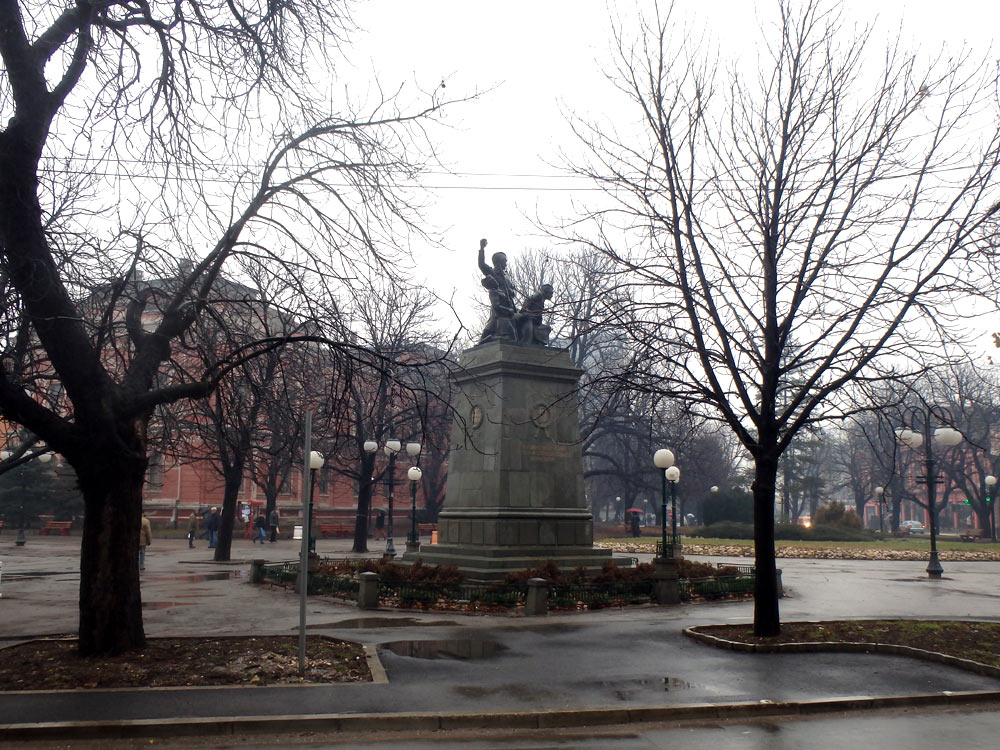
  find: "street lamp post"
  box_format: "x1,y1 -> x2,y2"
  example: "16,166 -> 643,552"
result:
874,486 -> 885,534
364,439 -> 400,558
307,450 -> 323,555
653,449 -> 675,558
400,441 -> 422,553
985,474 -> 997,542
895,407 -> 962,579
1,449 -> 52,547
666,465 -> 680,547
364,439 -> 420,559
406,465 -> 423,553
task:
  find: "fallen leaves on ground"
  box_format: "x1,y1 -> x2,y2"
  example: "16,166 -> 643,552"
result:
0,635 -> 371,691
597,541 -> 1000,560
696,620 -> 1000,667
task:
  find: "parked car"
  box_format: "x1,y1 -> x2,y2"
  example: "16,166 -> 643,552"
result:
900,520 -> 925,534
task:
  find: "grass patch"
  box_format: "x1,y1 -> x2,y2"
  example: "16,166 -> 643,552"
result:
597,536 -> 1000,552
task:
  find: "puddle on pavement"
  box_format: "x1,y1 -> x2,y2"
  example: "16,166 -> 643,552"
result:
142,601 -> 196,609
587,676 -> 698,700
501,622 -> 584,634
312,617 -> 459,629
145,572 -> 243,583
381,639 -> 507,660
2,571 -> 75,581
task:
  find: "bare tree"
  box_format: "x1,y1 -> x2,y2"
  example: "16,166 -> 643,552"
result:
559,1 -> 1000,634
170,274 -> 350,561
0,1 -> 465,654
927,365 -> 1000,539
318,276 -> 450,553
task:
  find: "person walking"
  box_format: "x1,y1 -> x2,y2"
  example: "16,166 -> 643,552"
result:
375,509 -> 386,541
268,507 -> 280,543
186,511 -> 197,548
205,506 -> 220,549
139,513 -> 152,571
253,512 -> 267,543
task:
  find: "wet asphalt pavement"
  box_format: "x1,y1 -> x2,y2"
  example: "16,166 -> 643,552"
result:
1,534 -> 999,741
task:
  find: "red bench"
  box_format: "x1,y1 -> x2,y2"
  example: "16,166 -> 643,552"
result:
41,520 -> 72,536
318,523 -> 352,538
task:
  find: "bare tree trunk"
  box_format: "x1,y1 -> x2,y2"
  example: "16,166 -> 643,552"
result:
215,461 -> 244,561
352,453 -> 377,553
76,450 -> 148,656
752,453 -> 780,637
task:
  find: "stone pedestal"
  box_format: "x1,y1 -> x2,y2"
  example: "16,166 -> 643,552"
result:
652,557 -> 680,605
408,341 -> 621,579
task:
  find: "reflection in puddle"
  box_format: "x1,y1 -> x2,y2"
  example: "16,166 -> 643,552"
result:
585,676 -> 698,700
145,572 -> 243,583
381,639 -> 507,660
3,571 -> 75,581
320,617 -> 459,629
142,601 -> 196,609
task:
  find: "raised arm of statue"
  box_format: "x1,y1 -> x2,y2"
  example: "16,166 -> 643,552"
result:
478,238 -> 491,276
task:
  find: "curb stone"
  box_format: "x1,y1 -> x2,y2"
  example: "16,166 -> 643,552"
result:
683,625 -> 1000,679
2,692 -> 1000,741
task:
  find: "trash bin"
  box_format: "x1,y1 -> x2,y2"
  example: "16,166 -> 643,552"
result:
293,525 -> 303,540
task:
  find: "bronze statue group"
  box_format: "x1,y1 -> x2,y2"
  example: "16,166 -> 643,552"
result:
477,238 -> 553,346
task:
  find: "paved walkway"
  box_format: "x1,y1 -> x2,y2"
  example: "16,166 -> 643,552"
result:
1,533 -> 999,741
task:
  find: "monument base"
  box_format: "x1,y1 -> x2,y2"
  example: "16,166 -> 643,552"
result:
403,543 -> 628,581
415,340 -> 629,580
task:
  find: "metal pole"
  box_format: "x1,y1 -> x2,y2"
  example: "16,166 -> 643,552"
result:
298,411 -> 314,676
408,478 -> 418,546
660,469 -> 667,557
15,496 -> 26,546
670,479 -> 678,546
385,451 -> 396,558
923,418 -> 943,579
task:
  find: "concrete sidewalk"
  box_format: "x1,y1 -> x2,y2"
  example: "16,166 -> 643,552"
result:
2,534 -> 999,741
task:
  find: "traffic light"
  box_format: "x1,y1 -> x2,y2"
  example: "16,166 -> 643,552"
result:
964,498 -> 971,505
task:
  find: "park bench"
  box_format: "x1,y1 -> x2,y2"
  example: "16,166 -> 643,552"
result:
959,528 -> 986,542
318,523 -> 352,539
417,523 -> 437,535
41,520 -> 72,536
889,528 -> 910,537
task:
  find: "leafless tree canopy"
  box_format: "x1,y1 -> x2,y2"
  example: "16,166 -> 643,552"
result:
557,0 -> 1000,634
0,0 -> 467,655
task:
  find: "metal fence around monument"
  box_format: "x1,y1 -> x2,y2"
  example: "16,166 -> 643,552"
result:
679,574 -> 756,600
258,559 -> 755,608
377,580 -> 527,608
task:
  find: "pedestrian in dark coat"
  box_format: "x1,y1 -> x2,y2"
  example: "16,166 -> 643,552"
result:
268,508 -> 280,543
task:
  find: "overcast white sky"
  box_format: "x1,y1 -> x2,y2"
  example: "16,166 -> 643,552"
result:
350,0 -> 999,333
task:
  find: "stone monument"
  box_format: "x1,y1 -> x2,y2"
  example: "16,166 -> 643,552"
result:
408,240 -> 619,579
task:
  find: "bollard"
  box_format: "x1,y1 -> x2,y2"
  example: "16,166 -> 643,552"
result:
525,577 -> 549,616
249,559 -> 266,584
358,571 -> 379,609
652,557 -> 680,605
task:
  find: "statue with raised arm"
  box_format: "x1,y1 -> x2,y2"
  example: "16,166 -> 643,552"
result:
477,238 -> 517,342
